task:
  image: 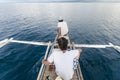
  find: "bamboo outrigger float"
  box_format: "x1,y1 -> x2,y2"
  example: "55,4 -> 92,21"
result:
0,35 -> 120,80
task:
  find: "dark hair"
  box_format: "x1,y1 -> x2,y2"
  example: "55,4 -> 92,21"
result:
58,19 -> 63,22
57,37 -> 68,50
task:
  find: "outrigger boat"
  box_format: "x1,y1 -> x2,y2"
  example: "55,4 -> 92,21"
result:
0,35 -> 120,80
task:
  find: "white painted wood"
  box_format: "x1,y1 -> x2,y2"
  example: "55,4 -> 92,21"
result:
37,41 -> 51,80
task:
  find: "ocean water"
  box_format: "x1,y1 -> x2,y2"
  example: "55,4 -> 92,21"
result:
0,3 -> 120,80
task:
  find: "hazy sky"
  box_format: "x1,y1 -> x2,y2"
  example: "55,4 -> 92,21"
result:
0,0 -> 120,2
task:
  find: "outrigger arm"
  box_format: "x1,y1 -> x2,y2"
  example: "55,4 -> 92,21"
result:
0,38 -> 120,52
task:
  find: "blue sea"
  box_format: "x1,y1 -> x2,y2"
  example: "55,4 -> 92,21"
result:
0,3 -> 120,80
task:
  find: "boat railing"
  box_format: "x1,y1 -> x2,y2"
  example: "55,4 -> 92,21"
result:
37,35 -> 58,80
72,42 -> 84,80
37,41 -> 51,80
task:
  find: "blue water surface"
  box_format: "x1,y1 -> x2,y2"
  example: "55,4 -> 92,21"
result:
0,3 -> 120,80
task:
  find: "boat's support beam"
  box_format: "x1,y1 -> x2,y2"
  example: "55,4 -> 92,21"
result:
10,39 -> 49,46
0,38 -> 13,48
0,38 -> 120,53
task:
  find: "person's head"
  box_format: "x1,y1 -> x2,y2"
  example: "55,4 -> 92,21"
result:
57,37 -> 68,50
58,17 -> 64,22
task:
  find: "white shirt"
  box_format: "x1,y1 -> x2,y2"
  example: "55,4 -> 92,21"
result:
48,49 -> 79,80
57,21 -> 68,36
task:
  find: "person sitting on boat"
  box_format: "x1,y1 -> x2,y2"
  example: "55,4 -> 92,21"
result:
42,37 -> 82,80
57,17 -> 69,38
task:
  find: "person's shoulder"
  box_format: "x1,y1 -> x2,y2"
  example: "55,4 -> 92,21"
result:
52,49 -> 61,53
58,22 -> 62,24
67,50 -> 77,54
73,49 -> 79,51
63,21 -> 67,23
58,22 -> 61,25
69,49 -> 82,53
